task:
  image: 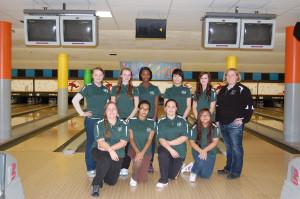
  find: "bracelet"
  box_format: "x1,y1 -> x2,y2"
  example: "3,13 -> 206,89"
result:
108,149 -> 113,153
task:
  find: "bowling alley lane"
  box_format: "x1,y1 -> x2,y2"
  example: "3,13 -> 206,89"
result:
254,108 -> 284,121
11,104 -> 55,115
251,114 -> 283,131
11,105 -> 72,127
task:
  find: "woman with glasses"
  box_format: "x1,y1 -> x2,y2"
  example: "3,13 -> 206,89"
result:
127,100 -> 156,186
189,108 -> 220,182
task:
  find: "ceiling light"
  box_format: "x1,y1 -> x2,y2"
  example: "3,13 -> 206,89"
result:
96,11 -> 112,18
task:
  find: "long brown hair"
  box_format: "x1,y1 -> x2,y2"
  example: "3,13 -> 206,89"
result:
195,72 -> 212,102
103,102 -> 119,138
116,67 -> 133,101
196,108 -> 214,147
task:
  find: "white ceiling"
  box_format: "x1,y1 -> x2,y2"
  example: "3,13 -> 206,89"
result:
1,0 -> 300,73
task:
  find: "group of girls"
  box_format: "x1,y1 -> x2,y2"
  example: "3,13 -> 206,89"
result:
72,66 -> 253,197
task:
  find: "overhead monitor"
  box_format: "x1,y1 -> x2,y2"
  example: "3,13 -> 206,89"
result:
136,19 -> 167,39
202,18 -> 241,48
240,19 -> 276,49
60,16 -> 97,46
24,15 -> 60,45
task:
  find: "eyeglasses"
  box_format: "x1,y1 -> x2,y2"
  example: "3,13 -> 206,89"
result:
140,108 -> 149,111
200,114 -> 210,118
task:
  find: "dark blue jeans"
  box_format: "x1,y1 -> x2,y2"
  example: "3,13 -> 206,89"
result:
84,117 -> 98,171
219,121 -> 244,176
191,151 -> 216,179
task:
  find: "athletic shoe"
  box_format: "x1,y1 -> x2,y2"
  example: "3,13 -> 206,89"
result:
189,173 -> 197,182
130,178 -> 137,187
91,185 -> 100,197
227,174 -> 240,180
156,182 -> 168,188
217,169 -> 230,175
120,168 -> 128,176
148,162 -> 154,173
87,170 -> 96,178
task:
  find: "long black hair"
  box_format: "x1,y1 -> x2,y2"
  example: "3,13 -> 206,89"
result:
196,108 -> 214,147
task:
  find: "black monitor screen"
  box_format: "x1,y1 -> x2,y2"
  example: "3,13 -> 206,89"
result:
208,22 -> 237,44
136,19 -> 166,38
27,19 -> 57,41
63,20 -> 93,42
243,23 -> 272,45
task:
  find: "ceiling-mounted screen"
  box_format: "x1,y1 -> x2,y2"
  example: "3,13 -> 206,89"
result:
136,19 -> 167,39
202,18 -> 241,48
60,16 -> 97,46
240,19 -> 276,49
24,15 -> 60,45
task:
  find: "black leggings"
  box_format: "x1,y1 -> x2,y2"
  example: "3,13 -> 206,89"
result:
91,148 -> 124,187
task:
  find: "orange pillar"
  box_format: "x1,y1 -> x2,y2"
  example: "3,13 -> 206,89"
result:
284,26 -> 300,142
0,21 -> 12,138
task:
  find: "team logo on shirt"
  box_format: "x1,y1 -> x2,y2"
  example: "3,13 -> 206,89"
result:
230,90 -> 236,95
147,127 -> 151,132
150,91 -> 155,95
181,90 -> 186,94
177,122 -> 182,127
103,89 -> 109,93
118,127 -> 122,132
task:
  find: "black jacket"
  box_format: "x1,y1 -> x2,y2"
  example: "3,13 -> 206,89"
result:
216,82 -> 254,125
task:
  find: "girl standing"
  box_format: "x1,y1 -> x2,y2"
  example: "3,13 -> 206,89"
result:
192,72 -> 217,120
137,67 -> 161,172
127,100 -> 156,186
72,67 -> 110,178
163,69 -> 191,119
111,67 -> 139,175
189,108 -> 220,181
156,99 -> 189,187
91,102 -> 128,197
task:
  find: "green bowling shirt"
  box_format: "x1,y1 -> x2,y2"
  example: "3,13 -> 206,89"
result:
79,82 -> 110,119
137,83 -> 161,118
193,89 -> 217,119
93,118 -> 129,158
111,84 -> 139,118
189,124 -> 220,158
157,115 -> 189,158
128,117 -> 156,156
163,85 -> 192,116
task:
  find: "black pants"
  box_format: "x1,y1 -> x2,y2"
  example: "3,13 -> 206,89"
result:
157,146 -> 185,184
91,148 -> 124,187
121,142 -> 131,169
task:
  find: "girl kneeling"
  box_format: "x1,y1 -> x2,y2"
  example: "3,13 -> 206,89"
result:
127,100 -> 155,186
91,102 -> 128,197
189,108 -> 220,181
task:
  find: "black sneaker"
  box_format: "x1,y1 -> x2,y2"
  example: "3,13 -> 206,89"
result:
148,162 -> 154,173
91,185 -> 100,197
227,174 -> 240,180
217,169 -> 230,175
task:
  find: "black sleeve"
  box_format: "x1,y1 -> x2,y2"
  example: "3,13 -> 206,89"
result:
215,87 -> 224,122
242,86 -> 254,123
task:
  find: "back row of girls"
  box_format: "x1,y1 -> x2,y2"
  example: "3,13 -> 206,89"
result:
72,66 -> 253,197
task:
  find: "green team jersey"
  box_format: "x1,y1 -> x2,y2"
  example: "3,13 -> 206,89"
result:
79,82 -> 110,118
193,89 -> 217,120
189,124 -> 220,158
93,118 -> 129,158
164,85 -> 192,116
157,115 -> 189,158
128,117 -> 156,156
111,84 -> 139,118
137,83 -> 161,118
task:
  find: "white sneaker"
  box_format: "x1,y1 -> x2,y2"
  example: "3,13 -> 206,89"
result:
156,182 -> 168,188
130,178 -> 137,187
189,173 -> 197,182
120,168 -> 128,176
87,170 -> 96,178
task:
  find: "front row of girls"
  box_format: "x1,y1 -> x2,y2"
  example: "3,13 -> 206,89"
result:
90,99 -> 219,197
